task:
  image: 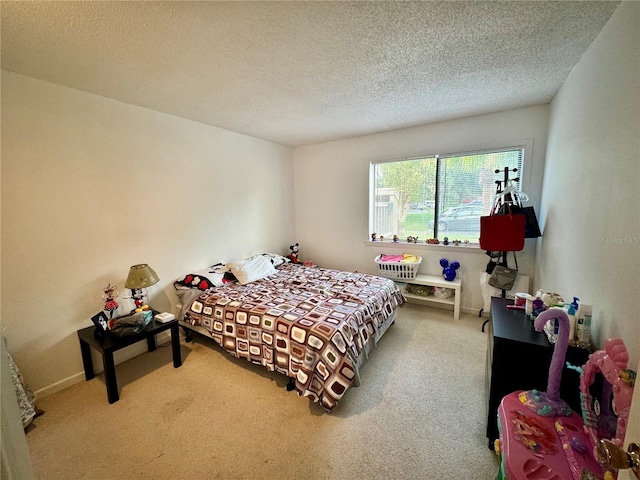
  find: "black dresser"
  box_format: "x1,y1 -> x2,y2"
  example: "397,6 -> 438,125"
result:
485,297 -> 590,449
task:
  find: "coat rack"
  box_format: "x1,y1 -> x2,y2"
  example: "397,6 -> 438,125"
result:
480,167 -> 519,331
494,166 -> 519,277
494,166 -> 519,209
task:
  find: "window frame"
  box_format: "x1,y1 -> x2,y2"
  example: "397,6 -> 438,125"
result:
368,140 -> 534,246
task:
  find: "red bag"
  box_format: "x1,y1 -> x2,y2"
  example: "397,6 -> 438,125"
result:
479,210 -> 525,251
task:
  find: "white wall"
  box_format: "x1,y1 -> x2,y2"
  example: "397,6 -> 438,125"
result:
537,1 -> 639,367
293,105 -> 550,312
1,71 -> 295,394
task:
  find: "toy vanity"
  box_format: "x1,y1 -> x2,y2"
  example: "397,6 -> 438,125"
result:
495,309 -> 637,480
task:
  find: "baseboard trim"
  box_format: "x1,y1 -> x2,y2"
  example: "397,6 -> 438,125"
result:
35,371 -> 85,399
35,331 -> 173,399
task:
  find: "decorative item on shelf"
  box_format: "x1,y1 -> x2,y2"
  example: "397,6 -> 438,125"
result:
406,236 -> 418,243
124,264 -> 159,311
439,258 -> 460,281
288,243 -> 301,263
443,236 -> 449,245
426,238 -> 440,244
371,233 -> 377,241
101,283 -> 119,318
393,235 -> 399,243
379,235 -> 384,242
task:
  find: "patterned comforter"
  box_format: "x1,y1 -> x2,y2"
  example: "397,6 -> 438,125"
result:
182,263 -> 404,411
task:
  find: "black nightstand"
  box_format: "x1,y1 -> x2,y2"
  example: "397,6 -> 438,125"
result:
77,314 -> 182,403
485,297 -> 590,449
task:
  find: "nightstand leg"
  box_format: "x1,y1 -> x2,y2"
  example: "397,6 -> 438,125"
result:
146,334 -> 157,352
102,351 -> 119,404
79,339 -> 95,380
171,323 -> 182,368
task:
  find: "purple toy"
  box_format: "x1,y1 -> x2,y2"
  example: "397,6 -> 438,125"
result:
520,308 -> 573,416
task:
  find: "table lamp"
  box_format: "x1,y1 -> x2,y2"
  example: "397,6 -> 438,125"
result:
124,264 -> 159,311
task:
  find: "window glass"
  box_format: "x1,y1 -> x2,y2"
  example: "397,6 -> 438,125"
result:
370,148 -> 523,243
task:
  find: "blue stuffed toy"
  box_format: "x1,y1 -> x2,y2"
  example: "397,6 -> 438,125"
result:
440,258 -> 460,281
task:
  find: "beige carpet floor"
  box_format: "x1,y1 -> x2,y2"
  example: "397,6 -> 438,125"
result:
25,304 -> 500,479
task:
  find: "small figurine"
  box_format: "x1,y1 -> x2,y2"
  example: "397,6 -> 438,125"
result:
393,235 -> 399,243
453,239 -> 461,246
288,243 -> 301,264
371,233 -> 377,241
407,236 -> 418,243
102,283 -> 119,318
380,235 -> 384,242
130,289 -> 146,309
443,236 -> 449,245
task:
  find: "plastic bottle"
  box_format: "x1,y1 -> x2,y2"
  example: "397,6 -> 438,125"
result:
576,304 -> 592,346
531,290 -> 544,320
566,297 -> 579,343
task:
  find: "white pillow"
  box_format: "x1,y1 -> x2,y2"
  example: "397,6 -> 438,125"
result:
228,255 -> 277,285
258,253 -> 290,267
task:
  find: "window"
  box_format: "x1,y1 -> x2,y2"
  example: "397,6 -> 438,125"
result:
370,147 -> 524,243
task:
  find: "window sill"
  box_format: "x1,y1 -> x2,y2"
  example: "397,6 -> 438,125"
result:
364,240 -> 485,254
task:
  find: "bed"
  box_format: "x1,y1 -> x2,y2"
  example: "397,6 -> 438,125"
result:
174,254 -> 404,411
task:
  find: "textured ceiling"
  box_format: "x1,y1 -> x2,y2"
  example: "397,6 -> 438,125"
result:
1,1 -> 620,147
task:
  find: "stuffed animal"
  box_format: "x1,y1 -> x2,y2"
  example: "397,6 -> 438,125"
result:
288,243 -> 301,264
440,258 -> 460,281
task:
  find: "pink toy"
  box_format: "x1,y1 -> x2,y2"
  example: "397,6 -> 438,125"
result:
580,338 -> 634,452
519,308 -> 573,417
497,391 -> 605,480
497,324 -> 636,480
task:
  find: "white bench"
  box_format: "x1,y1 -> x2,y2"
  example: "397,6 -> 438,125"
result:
399,274 -> 462,320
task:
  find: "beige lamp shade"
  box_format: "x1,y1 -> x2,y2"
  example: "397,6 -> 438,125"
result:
124,264 -> 159,289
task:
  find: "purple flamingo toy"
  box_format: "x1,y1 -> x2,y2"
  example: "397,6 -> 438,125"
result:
519,308 -> 574,417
